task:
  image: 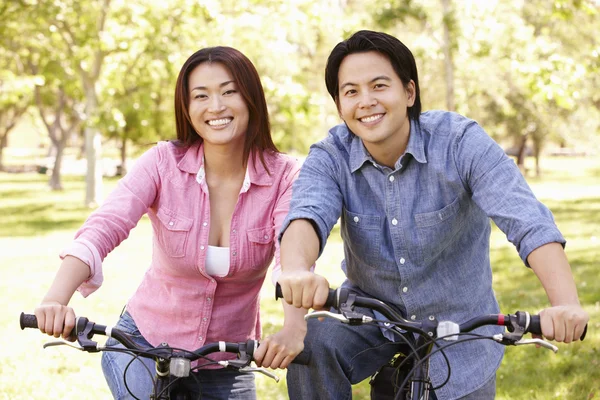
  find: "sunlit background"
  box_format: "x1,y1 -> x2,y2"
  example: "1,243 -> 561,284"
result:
1,0 -> 599,399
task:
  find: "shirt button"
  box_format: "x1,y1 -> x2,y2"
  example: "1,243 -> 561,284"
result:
402,287 -> 408,293
391,218 -> 398,226
389,175 -> 395,182
353,216 -> 359,223
168,221 -> 174,226
232,229 -> 237,233
199,336 -> 203,341
400,258 -> 405,264
410,315 -> 416,320
202,317 -> 207,321
202,222 -> 208,227
264,235 -> 269,240
200,245 -> 205,250
207,297 -> 211,302
232,251 -> 237,256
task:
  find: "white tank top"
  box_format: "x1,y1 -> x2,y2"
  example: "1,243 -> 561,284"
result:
205,245 -> 231,277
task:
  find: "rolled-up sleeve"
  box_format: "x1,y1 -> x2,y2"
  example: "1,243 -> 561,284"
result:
279,142 -> 344,257
270,159 -> 301,284
61,145 -> 162,296
454,122 -> 565,266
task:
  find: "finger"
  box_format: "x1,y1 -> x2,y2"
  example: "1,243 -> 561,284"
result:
563,318 -> 575,344
253,339 -> 268,366
279,354 -> 295,370
540,311 -> 554,340
63,311 -> 76,340
553,317 -> 566,342
269,352 -> 286,369
280,282 -> 294,306
35,311 -> 46,334
53,312 -> 64,338
313,284 -> 329,310
301,284 -> 315,309
574,322 -> 586,341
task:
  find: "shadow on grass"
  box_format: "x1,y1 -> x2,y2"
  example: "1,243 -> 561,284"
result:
0,202 -> 87,237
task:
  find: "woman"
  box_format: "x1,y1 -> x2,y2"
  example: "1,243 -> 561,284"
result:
34,46 -> 305,399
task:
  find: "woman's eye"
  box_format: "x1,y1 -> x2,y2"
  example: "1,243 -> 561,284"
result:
345,89 -> 356,96
223,90 -> 236,95
194,94 -> 207,99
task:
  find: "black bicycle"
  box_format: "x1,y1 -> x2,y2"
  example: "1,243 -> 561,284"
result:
275,284 -> 587,400
20,312 -> 308,400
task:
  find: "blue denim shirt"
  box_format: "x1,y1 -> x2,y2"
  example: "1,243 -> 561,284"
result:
281,110 -> 565,398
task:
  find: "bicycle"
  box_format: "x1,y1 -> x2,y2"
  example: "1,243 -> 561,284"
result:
275,284 -> 588,400
20,312 -> 309,400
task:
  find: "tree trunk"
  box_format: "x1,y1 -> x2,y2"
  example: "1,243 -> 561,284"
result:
0,134 -> 7,172
85,126 -> 103,207
83,80 -> 103,207
49,141 -> 66,190
119,135 -> 127,176
516,133 -> 529,175
441,0 -> 456,112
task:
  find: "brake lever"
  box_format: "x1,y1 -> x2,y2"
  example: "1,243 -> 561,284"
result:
43,340 -> 85,351
515,338 -> 559,353
239,366 -> 280,382
492,334 -> 559,353
304,311 -> 374,325
305,311 -> 349,322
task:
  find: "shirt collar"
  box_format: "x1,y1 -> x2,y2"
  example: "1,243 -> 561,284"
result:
348,118 -> 428,173
181,142 -> 274,191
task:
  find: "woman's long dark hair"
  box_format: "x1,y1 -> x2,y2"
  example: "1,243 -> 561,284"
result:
174,46 -> 278,171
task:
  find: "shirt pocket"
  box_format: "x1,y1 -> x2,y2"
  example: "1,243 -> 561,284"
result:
247,226 -> 275,270
414,197 -> 461,266
156,207 -> 193,258
341,208 -> 382,267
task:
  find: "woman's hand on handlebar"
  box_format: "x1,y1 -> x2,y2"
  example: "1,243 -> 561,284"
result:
34,302 -> 76,341
277,271 -> 331,310
539,304 -> 589,343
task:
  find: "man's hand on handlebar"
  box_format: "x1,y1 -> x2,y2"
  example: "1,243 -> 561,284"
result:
539,304 -> 589,343
277,271 -> 331,310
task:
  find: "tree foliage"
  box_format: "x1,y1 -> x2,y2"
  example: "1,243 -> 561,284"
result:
2,0 -> 598,187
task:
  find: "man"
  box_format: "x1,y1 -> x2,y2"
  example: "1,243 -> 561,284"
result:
275,30 -> 588,399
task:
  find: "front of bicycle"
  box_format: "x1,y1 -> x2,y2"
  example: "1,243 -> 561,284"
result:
20,312 -> 301,399
275,283 -> 586,400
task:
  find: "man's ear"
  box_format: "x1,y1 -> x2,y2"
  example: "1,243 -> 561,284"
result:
335,97 -> 343,120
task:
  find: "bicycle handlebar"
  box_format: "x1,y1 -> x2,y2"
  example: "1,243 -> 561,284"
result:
20,312 -> 310,364
274,283 -> 587,340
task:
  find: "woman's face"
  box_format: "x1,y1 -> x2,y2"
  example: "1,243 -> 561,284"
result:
187,62 -> 249,149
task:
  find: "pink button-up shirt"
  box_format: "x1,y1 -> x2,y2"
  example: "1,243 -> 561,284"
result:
62,141 -> 300,351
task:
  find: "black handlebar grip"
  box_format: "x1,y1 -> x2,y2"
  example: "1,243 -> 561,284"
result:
292,350 -> 310,365
20,313 -> 38,330
275,283 -> 284,300
528,314 -> 587,341
527,315 -> 542,335
275,283 -> 338,309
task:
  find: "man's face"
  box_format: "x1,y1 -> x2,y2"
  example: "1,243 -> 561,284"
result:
337,51 -> 415,163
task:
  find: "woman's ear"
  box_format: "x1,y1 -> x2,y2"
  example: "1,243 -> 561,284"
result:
406,80 -> 416,107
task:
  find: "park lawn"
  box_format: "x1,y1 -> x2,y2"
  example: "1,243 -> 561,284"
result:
0,156 -> 598,399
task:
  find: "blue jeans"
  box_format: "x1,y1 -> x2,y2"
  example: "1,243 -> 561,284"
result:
101,311 -> 256,400
286,307 -> 496,400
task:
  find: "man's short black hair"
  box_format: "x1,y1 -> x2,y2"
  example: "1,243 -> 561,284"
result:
325,30 -> 421,121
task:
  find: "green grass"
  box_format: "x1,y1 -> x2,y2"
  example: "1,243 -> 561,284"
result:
1,156 -> 598,399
